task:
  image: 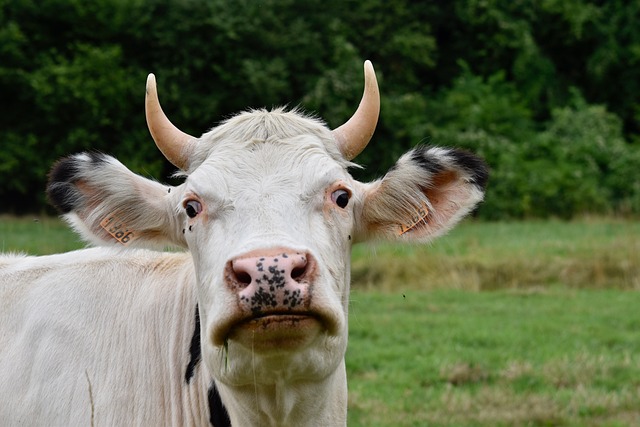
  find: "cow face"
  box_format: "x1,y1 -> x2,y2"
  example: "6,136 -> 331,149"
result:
177,113 -> 357,384
46,62 -> 488,387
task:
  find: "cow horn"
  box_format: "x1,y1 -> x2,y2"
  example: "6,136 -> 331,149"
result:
145,74 -> 195,170
332,60 -> 380,160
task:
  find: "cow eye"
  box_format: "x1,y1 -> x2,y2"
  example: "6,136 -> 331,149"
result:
331,189 -> 350,209
184,200 -> 202,218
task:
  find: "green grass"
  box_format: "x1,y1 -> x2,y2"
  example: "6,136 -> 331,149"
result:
2,216 -> 640,425
0,215 -> 84,254
347,289 -> 640,426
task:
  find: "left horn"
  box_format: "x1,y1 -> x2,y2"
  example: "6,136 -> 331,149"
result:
332,61 -> 380,160
145,74 -> 195,170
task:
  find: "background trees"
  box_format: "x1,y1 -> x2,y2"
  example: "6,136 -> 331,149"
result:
2,0 -> 639,218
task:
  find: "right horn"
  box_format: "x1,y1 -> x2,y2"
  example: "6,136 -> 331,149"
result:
145,74 -> 196,170
332,61 -> 380,160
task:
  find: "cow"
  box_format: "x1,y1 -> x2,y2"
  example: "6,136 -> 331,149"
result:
0,61 -> 488,426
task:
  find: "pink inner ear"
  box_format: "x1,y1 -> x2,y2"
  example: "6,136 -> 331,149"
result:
423,169 -> 477,227
423,170 -> 459,210
398,169 -> 472,237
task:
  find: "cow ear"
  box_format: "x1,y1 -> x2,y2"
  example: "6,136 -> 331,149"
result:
354,146 -> 488,243
47,152 -> 187,248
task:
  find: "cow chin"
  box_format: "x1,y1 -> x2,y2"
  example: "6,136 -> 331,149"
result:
229,313 -> 323,353
209,312 -> 347,386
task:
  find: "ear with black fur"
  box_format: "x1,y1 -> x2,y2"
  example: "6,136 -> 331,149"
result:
47,152 -> 186,248
355,146 -> 488,243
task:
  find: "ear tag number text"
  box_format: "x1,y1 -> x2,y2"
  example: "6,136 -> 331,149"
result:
100,215 -> 137,245
398,202 -> 429,236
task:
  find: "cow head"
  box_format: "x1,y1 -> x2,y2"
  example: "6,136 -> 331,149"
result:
46,62 -> 487,398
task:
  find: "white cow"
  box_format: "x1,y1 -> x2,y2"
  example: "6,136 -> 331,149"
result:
0,62 -> 487,426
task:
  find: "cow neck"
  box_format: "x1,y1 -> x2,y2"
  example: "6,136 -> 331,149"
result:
214,362 -> 348,427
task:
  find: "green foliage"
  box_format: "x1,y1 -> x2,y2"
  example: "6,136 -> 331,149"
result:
513,94 -> 640,219
428,71 -> 640,219
1,0 -> 640,218
528,95 -> 624,217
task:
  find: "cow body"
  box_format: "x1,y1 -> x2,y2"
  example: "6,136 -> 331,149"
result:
0,249 -> 214,426
0,62 -> 488,426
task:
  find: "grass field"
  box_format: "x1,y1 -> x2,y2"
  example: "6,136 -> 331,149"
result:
0,215 -> 85,254
353,218 -> 640,291
1,216 -> 639,425
347,290 -> 640,426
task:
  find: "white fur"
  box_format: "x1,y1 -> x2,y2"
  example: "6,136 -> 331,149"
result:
0,249 -> 211,425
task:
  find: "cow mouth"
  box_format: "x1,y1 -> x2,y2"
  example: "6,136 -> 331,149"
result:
216,312 -> 327,351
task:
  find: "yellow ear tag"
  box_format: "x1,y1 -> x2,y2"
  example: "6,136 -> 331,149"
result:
398,201 -> 429,236
100,214 -> 138,245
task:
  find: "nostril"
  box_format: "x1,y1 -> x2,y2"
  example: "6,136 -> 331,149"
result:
230,259 -> 253,287
291,266 -> 306,280
235,270 -> 252,286
290,254 -> 309,281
